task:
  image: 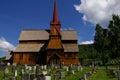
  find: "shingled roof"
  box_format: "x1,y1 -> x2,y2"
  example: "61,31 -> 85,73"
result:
19,30 -> 49,41
14,44 -> 44,52
19,30 -> 78,41
63,44 -> 79,52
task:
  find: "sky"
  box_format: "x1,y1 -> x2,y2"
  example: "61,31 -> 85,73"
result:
0,0 -> 120,57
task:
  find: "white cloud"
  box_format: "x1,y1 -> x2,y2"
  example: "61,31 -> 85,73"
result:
80,40 -> 94,45
0,37 -> 15,53
74,0 -> 120,27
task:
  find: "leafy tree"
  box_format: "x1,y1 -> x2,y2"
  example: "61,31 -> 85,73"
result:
108,15 -> 120,59
94,15 -> 120,65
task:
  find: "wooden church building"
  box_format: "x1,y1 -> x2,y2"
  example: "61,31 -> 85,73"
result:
12,0 -> 79,65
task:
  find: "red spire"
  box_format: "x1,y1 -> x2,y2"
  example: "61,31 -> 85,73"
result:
53,0 -> 59,23
50,0 -> 61,33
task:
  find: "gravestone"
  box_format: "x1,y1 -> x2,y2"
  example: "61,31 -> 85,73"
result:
66,67 -> 69,72
30,73 -> 36,80
60,72 -> 65,78
45,76 -> 51,80
29,66 -> 32,71
12,66 -> 16,73
72,70 -> 75,75
33,65 -> 36,74
25,64 -> 28,70
118,71 -> 120,80
14,69 -> 17,77
36,65 -> 40,74
54,74 -> 59,80
44,65 -> 47,70
21,68 -> 25,76
77,66 -> 80,72
23,73 -> 29,80
42,71 -> 47,75
12,77 -> 17,80
41,65 -> 44,70
84,74 -> 87,80
26,69 -> 29,74
81,67 -> 83,71
4,67 -> 9,78
40,74 -> 45,80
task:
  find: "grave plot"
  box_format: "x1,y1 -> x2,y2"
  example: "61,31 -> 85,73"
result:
0,64 -> 95,80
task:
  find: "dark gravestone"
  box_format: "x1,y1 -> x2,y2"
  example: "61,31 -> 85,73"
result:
12,77 -> 17,80
37,74 -> 45,80
40,74 -> 45,80
79,77 -> 84,80
30,73 -> 36,80
118,71 -> 120,80
36,74 -> 41,80
36,65 -> 40,74
23,73 -> 29,80
60,72 -> 65,78
54,74 -> 59,80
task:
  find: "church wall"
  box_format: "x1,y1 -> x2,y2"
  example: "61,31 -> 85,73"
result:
63,52 -> 79,65
13,52 -> 39,65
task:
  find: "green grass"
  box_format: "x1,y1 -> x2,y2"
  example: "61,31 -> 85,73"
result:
90,69 -> 117,80
0,66 -> 118,80
60,67 -> 93,80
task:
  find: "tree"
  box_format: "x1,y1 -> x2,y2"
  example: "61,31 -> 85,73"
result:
94,15 -> 120,65
108,15 -> 120,59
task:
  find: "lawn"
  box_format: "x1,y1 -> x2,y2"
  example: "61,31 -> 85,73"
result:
0,65 -> 118,80
90,69 -> 117,80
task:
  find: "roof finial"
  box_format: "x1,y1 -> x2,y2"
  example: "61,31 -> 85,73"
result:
53,0 -> 59,22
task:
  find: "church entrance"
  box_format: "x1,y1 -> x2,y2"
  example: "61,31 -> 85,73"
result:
48,53 -> 60,65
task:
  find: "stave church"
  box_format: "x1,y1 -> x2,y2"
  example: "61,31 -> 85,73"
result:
6,0 -> 79,65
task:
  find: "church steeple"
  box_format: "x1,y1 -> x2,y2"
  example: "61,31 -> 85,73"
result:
53,0 -> 59,23
50,0 -> 61,33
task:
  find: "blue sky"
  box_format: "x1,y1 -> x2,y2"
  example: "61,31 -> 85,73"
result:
0,0 -> 119,57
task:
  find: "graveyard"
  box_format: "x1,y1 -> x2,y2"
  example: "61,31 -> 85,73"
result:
0,63 -> 119,80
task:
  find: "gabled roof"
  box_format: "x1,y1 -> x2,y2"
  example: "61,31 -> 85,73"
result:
63,44 -> 79,52
14,44 -> 44,52
19,30 -> 49,41
61,30 -> 78,40
19,30 -> 78,41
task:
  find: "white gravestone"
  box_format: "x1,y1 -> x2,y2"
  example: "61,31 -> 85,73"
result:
42,71 -> 47,75
14,70 -> 17,77
44,65 -> 47,70
41,65 -> 44,70
4,68 -> 9,77
84,74 -> 87,80
45,76 -> 51,80
72,70 -> 75,74
29,66 -> 32,71
66,67 -> 69,72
